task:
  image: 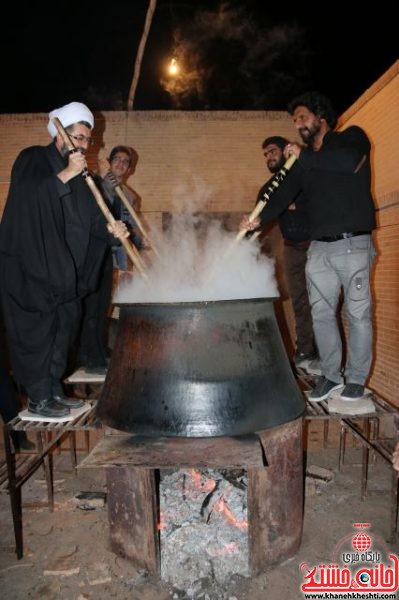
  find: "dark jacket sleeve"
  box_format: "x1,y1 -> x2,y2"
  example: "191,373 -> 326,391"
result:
298,126 -> 370,174
259,161 -> 303,227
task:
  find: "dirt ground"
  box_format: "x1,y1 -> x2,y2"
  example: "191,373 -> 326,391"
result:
0,419 -> 397,600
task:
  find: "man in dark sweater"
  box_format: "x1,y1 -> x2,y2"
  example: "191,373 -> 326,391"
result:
242,92 -> 376,403
260,136 -> 318,370
77,145 -> 145,374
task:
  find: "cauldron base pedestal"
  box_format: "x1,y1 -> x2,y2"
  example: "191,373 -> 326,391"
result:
79,418 -> 303,576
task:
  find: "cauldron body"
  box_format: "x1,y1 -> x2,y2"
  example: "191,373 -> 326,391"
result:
97,298 -> 305,437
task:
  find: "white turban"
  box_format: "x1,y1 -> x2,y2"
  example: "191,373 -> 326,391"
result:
47,101 -> 94,138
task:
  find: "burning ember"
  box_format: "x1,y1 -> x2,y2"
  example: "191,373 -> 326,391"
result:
159,468 -> 249,589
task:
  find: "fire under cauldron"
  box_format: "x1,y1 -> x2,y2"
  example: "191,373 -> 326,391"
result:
96,298 -> 305,437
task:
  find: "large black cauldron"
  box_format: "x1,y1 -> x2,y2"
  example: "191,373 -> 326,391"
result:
96,298 -> 305,437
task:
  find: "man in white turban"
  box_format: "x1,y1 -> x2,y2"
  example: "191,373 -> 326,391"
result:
0,101 -> 128,418
47,101 -> 94,139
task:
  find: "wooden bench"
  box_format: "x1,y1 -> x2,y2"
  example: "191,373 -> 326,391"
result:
338,401 -> 399,542
299,368 -> 399,541
2,401 -> 101,559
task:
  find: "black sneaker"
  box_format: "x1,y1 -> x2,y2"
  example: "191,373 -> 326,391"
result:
309,377 -> 343,402
294,350 -> 318,368
306,358 -> 322,376
340,384 -> 365,401
28,398 -> 70,418
52,395 -> 85,409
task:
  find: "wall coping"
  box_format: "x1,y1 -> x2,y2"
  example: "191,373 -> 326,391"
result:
0,110 -> 290,123
339,60 -> 399,126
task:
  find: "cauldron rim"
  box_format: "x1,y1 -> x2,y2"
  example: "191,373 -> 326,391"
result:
114,296 -> 279,308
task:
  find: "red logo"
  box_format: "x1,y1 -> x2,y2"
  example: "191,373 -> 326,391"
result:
300,523 -> 399,596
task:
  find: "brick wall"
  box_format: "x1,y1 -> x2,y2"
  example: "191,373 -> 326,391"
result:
339,61 -> 399,404
1,60 -> 398,406
0,110 -> 299,218
0,108 -> 296,358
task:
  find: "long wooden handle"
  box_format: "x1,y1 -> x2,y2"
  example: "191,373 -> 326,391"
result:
235,154 -> 297,242
114,185 -> 161,259
249,230 -> 261,243
84,177 -> 147,274
52,117 -> 148,279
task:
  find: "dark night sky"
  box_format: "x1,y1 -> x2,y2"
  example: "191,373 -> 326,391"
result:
1,0 -> 397,116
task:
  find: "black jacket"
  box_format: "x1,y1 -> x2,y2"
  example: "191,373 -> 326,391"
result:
257,178 -> 310,243
259,126 -> 376,239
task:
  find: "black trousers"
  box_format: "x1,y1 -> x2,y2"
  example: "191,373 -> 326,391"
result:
77,252 -> 113,369
283,241 -> 315,356
2,295 -> 81,403
0,334 -> 20,422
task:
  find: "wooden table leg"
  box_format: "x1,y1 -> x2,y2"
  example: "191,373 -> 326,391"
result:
323,420 -> 329,448
361,418 -> 371,500
37,432 -> 54,511
339,423 -> 346,471
3,425 -> 23,559
69,431 -> 77,471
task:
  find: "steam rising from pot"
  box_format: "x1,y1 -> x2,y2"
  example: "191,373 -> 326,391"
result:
115,199 -> 278,304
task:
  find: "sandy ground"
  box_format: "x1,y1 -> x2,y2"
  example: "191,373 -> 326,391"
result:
0,420 -> 398,600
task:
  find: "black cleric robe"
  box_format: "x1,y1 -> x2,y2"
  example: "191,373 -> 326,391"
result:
0,142 -> 113,311
0,142 -> 114,399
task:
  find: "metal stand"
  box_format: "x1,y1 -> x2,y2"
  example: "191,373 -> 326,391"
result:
79,418 -> 304,575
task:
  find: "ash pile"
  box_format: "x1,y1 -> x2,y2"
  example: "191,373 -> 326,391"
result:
160,468 -> 248,592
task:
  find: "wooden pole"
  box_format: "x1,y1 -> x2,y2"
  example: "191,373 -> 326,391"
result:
235,154 -> 297,243
205,153 -> 297,284
127,0 -> 157,110
114,185 -> 161,259
52,117 -> 148,279
249,230 -> 261,243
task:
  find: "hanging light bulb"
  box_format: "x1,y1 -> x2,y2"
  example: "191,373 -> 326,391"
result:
168,58 -> 179,76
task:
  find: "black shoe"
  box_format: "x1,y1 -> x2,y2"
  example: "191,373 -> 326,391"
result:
11,431 -> 36,452
28,398 -> 70,418
294,350 -> 318,368
52,395 -> 85,409
340,383 -> 365,401
84,365 -> 107,375
308,377 -> 343,402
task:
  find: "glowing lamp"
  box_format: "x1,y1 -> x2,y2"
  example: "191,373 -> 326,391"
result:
168,58 -> 179,76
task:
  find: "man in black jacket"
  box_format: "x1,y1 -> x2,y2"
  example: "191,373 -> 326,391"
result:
0,102 -> 128,418
242,92 -> 376,403
260,136 -> 318,371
